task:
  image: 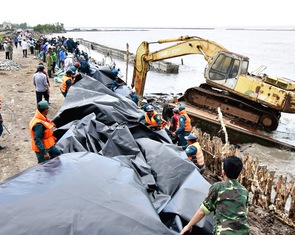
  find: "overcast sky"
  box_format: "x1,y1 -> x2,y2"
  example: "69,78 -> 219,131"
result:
1,0 -> 294,28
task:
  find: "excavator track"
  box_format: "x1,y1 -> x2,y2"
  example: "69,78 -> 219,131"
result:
183,84 -> 280,132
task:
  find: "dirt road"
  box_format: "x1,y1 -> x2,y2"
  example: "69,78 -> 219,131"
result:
0,46 -> 63,181
0,45 -> 294,234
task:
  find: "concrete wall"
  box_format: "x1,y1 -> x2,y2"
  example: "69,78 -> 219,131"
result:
77,38 -> 179,74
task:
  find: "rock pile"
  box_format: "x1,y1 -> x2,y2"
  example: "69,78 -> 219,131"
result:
0,60 -> 21,71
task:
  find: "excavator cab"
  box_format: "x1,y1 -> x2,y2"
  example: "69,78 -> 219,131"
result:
204,51 -> 249,90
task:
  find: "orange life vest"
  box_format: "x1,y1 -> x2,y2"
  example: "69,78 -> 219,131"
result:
179,110 -> 192,132
145,111 -> 159,125
161,119 -> 168,129
29,109 -> 56,152
145,111 -> 168,129
187,142 -> 204,168
60,75 -> 73,93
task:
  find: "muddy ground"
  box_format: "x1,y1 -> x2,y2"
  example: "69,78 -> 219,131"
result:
0,47 -> 294,234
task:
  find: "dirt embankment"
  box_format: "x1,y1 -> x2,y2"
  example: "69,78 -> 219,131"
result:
0,46 -> 294,234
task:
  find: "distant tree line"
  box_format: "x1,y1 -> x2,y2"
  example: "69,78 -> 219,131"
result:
0,22 -> 65,33
33,23 -> 65,33
0,22 -> 30,31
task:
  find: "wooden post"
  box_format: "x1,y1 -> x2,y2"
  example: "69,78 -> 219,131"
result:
266,171 -> 275,206
289,187 -> 295,220
126,43 -> 129,84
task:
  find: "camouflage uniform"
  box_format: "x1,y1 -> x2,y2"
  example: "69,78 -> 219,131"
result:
200,179 -> 249,235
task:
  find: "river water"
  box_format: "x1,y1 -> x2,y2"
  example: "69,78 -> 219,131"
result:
53,28 -> 295,179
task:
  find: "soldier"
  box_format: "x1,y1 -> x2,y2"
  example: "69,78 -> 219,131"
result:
171,105 -> 192,148
29,101 -> 61,163
60,70 -> 74,97
180,156 -> 249,235
7,41 -> 13,60
184,133 -> 205,174
46,47 -> 53,78
137,105 -> 167,131
137,105 -> 163,130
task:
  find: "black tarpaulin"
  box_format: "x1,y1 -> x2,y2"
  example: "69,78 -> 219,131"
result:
0,67 -> 214,234
89,65 -> 115,88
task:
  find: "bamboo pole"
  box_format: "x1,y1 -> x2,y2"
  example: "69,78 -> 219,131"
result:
125,43 -> 129,84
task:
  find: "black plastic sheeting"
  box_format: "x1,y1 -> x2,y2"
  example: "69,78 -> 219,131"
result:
0,67 -> 214,235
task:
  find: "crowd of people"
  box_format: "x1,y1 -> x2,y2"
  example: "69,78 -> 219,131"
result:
0,31 -> 92,156
1,32 -> 91,77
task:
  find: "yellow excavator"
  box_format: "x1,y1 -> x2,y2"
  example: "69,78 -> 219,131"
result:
131,35 -> 295,131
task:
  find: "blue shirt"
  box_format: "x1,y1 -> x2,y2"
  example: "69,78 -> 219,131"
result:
110,80 -> 119,91
112,68 -> 119,76
70,65 -> 77,74
59,50 -> 66,61
42,44 -> 47,53
130,93 -> 138,105
185,144 -> 197,156
141,103 -> 149,111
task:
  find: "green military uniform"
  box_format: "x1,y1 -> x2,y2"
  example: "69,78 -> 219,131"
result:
200,179 -> 249,235
51,50 -> 57,72
46,52 -> 53,71
46,50 -> 53,78
7,43 -> 13,60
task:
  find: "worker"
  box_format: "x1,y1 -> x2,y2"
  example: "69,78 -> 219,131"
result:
169,108 -> 180,143
137,105 -> 164,130
69,62 -> 83,84
0,112 -> 4,150
64,53 -> 74,72
184,133 -> 205,174
29,100 -> 61,163
33,64 -> 50,104
79,56 -> 90,75
46,47 -> 53,78
172,105 -> 192,147
110,77 -> 124,91
69,62 -> 81,75
140,99 -> 149,111
180,156 -> 249,235
130,89 -> 139,105
111,66 -> 120,77
60,70 -> 74,97
169,108 -> 179,132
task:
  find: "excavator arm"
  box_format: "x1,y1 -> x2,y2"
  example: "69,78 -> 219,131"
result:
131,35 -> 227,98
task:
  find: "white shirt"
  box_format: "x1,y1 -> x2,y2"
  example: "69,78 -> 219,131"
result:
3,43 -> 8,52
64,57 -> 73,72
21,41 -> 29,50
